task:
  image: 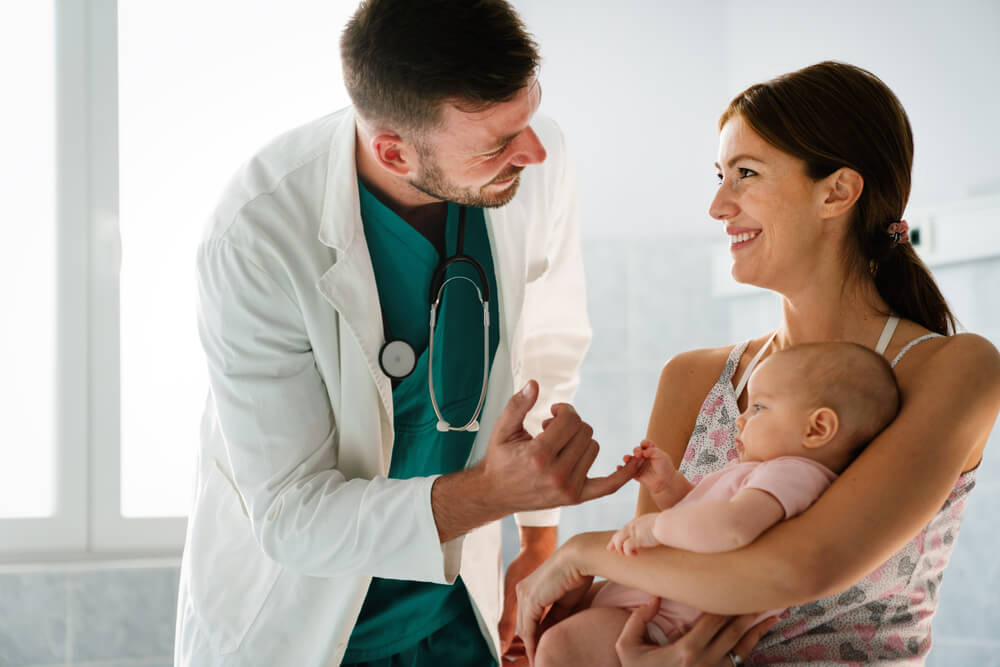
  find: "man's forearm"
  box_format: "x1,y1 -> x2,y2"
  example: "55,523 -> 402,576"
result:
431,466 -> 510,543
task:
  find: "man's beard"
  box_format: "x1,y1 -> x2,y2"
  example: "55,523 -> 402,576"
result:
410,154 -> 523,208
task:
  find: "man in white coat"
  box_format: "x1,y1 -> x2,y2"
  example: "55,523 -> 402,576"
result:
175,1 -> 637,665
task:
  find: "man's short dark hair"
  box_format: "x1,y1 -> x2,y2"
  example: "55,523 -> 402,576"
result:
340,0 -> 540,133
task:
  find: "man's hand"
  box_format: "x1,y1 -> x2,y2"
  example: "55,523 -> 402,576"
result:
607,513 -> 659,556
432,381 -> 641,543
499,526 -> 557,658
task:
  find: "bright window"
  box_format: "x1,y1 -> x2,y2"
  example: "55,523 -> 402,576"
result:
117,1 -> 355,518
0,2 -> 56,519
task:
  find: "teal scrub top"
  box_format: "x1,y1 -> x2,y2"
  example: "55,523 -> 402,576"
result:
343,180 -> 500,664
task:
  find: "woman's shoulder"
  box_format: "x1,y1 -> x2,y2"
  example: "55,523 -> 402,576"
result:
657,333 -> 773,397
891,321 -> 1000,381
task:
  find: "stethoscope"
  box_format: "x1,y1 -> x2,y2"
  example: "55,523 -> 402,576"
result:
378,206 -> 491,432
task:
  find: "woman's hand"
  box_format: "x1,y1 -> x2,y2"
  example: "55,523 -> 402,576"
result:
515,540 -> 593,663
615,597 -> 779,667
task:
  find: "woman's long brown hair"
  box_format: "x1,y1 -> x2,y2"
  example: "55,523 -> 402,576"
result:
720,61 -> 955,335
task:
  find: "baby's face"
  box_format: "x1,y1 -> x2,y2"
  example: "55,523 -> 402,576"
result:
734,356 -> 812,463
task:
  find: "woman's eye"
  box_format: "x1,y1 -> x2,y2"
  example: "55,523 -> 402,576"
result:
738,167 -> 757,178
715,173 -> 723,185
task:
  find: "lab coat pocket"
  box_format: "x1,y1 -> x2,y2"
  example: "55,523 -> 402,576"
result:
187,461 -> 283,654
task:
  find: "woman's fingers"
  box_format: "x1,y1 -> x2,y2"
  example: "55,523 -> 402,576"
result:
614,596 -> 660,658
727,615 -> 780,663
699,612 -> 775,665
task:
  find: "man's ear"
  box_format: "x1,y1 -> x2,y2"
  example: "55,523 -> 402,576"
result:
368,132 -> 415,177
803,407 -> 839,449
819,167 -> 864,220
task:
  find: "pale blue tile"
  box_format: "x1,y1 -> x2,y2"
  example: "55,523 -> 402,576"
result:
626,239 -> 729,367
582,238 -> 629,327
726,291 -> 782,343
68,568 -> 178,662
933,483 -> 1000,640
575,370 -> 637,462
0,572 -> 67,666
927,638 -> 1000,667
584,325 -> 629,371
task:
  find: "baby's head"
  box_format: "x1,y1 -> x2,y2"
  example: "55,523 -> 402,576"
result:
735,342 -> 900,473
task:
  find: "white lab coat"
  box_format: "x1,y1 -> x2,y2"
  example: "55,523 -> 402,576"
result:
174,107 -> 591,667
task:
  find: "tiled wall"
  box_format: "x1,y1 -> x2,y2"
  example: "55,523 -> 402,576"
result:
3,238 -> 998,666
0,566 -> 177,666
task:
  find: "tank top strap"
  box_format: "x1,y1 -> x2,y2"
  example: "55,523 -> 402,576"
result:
875,315 -> 900,355
891,333 -> 945,368
733,331 -> 778,400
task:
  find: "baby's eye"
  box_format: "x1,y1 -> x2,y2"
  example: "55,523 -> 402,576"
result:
752,403 -> 764,412
738,167 -> 757,179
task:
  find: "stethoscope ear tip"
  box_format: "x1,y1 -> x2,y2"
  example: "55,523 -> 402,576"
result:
436,420 -> 450,432
468,421 -> 480,432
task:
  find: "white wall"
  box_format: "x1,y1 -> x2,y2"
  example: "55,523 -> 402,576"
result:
513,0 -> 727,240
517,0 -> 1000,239
723,0 -> 1000,213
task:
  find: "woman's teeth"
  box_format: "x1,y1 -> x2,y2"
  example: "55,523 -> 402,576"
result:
730,231 -> 760,245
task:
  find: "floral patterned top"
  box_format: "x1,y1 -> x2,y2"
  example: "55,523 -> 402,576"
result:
678,339 -> 977,665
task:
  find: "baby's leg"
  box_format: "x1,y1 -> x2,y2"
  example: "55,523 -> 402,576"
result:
534,606 -> 632,667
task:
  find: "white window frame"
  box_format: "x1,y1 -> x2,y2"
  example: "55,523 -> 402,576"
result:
0,0 -> 185,561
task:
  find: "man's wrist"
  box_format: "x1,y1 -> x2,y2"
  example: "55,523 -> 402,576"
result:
519,525 -> 557,556
431,464 -> 509,543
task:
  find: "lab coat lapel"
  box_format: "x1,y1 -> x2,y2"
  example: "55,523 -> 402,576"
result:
484,199 -> 527,372
315,109 -> 394,467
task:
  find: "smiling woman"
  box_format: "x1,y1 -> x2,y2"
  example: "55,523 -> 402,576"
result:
515,61 -> 1000,666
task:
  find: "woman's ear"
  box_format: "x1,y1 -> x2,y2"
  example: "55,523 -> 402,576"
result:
819,167 -> 864,220
803,406 -> 839,449
368,132 -> 414,177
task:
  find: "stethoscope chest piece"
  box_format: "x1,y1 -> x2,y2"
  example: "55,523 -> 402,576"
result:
379,339 -> 417,380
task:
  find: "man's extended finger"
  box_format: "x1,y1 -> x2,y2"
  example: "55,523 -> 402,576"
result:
577,455 -> 642,502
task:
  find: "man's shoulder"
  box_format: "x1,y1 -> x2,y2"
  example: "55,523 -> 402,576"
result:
203,108 -> 353,244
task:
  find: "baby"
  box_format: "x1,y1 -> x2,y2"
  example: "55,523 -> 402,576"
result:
533,341 -> 901,666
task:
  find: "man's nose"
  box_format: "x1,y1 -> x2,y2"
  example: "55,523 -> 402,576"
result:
509,127 -> 546,167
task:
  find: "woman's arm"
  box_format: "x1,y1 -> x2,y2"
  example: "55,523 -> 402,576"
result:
519,334 -> 1000,629
635,348 -> 731,516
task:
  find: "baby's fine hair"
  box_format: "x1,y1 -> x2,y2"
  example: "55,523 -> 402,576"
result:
774,342 -> 901,453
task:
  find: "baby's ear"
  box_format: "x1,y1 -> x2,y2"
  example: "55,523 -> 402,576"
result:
803,407 -> 839,449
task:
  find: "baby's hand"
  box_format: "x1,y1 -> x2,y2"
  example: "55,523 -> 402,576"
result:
621,440 -> 677,494
607,513 -> 659,556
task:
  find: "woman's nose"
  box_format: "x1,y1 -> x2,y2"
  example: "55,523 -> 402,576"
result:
709,182 -> 739,221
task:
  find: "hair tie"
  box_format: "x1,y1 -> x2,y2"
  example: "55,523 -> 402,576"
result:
887,219 -> 909,246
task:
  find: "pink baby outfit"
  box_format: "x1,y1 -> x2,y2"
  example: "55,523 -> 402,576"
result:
683,323 -> 973,664
592,457 -> 837,644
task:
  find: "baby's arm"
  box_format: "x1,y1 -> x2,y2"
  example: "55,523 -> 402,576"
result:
652,488 -> 785,553
624,440 -> 694,510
